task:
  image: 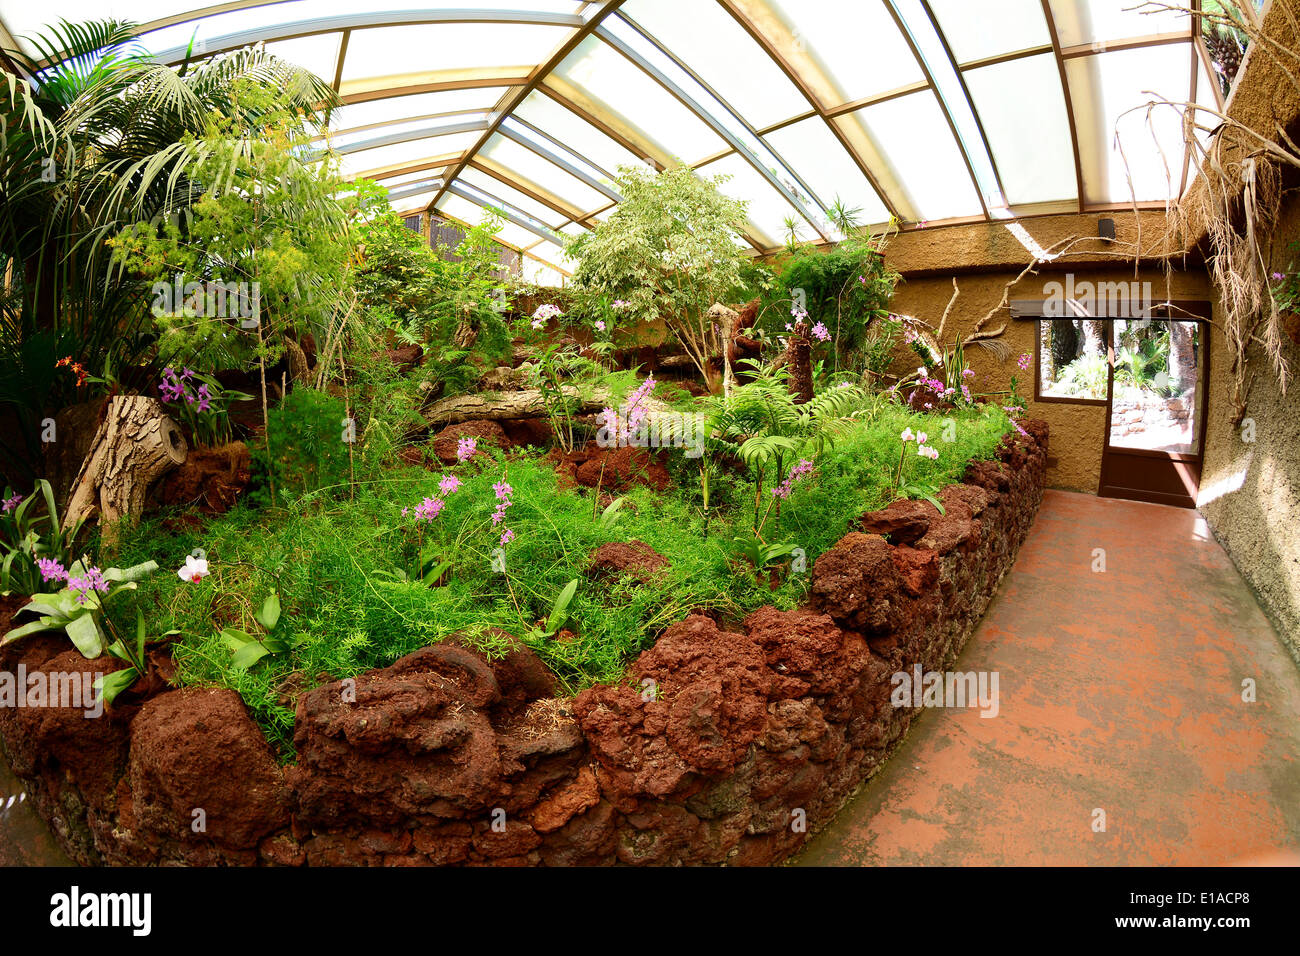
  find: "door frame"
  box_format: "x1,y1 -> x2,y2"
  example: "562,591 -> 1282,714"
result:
1098,304 -> 1211,508
1012,299 -> 1213,509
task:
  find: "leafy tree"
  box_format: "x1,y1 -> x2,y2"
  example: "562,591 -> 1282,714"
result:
0,18 -> 337,478
352,192 -> 514,395
566,164 -> 752,392
760,202 -> 900,373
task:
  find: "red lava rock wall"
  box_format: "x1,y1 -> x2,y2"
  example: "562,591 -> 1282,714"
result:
0,423 -> 1047,866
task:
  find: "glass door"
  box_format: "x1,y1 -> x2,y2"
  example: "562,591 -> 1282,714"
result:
1099,316 -> 1207,508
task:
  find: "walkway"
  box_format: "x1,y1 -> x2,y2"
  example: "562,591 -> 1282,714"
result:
794,490 -> 1300,866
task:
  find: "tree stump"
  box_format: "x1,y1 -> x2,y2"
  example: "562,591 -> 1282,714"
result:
786,322 -> 814,405
62,396 -> 188,542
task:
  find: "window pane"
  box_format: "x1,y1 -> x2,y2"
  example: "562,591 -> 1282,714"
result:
551,36 -> 728,165
837,91 -> 984,221
479,134 -> 610,213
1110,319 -> 1203,454
1038,319 -> 1109,401
264,33 -> 341,82
331,88 -> 510,134
341,131 -> 479,177
964,54 -> 1077,206
756,0 -> 925,108
762,117 -> 891,227
1067,44 -> 1194,204
513,90 -> 643,178
928,0 -> 1051,63
340,23 -> 574,83
1048,0 -> 1192,48
458,168 -> 570,228
331,115 -> 489,151
618,0 -> 809,129
698,154 -> 815,247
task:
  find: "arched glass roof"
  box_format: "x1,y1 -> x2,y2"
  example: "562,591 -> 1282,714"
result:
0,0 -> 1224,282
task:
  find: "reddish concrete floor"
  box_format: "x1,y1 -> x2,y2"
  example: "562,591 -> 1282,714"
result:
794,490 -> 1300,866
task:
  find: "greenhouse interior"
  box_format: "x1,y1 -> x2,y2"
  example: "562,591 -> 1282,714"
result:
0,0 -> 1297,887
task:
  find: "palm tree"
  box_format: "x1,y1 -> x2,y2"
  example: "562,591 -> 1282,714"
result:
0,18 -> 338,478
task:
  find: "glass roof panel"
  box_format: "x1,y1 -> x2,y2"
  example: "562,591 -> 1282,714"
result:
2,0 -> 191,51
436,192 -> 508,234
331,115 -> 489,151
373,168 -> 447,189
127,1 -> 584,58
263,32 -> 341,83
964,54 -> 1077,207
512,90 -> 642,178
389,189 -> 439,214
617,0 -> 808,130
341,130 -> 479,177
331,88 -> 510,134
458,167 -> 570,227
1066,43 -> 1194,204
756,0 -> 924,108
551,35 -> 728,165
839,90 -> 984,221
699,154 -> 816,248
762,118 -> 891,227
521,258 -> 566,287
1048,0 -> 1193,48
340,22 -> 574,83
479,131 -> 613,212
927,0 -> 1051,64
521,238 -> 576,273
1183,56 -> 1219,193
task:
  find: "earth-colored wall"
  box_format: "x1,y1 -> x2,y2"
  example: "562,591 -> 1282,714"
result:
885,258 -> 1212,493
1199,191 -> 1300,655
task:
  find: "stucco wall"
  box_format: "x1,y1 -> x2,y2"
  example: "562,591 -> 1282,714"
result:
886,260 -> 1212,493
1198,191 -> 1300,655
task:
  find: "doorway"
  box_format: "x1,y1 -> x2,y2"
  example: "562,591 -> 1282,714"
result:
1098,315 -> 1209,508
1020,300 -> 1211,510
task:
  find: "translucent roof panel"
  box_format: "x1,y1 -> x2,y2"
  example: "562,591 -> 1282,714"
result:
699,154 -> 817,248
1048,0 -> 1193,48
458,167 -> 570,228
479,132 -> 612,213
1067,43 -> 1197,204
550,35 -> 728,165
618,0 -> 808,130
0,0 -> 1224,235
373,169 -> 448,190
263,33 -> 341,84
330,88 -> 511,135
762,118 -> 891,227
513,90 -> 643,178
341,130 -> 480,177
520,238 -> 576,274
964,54 -> 1078,207
838,91 -> 984,222
927,0 -> 1051,64
746,0 -> 925,109
522,257 -> 566,287
331,116 -> 488,152
340,22 -> 574,85
130,1 -> 585,59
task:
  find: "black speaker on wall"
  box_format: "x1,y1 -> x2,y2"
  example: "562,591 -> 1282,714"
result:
1098,217 -> 1116,241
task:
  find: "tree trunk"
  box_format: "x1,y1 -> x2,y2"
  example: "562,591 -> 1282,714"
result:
424,387 -> 676,427
63,396 -> 187,543
786,323 -> 813,404
1168,321 -> 1197,393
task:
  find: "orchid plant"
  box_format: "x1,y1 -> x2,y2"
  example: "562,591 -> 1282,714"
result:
0,479 -> 87,596
1,557 -> 160,658
157,367 -> 253,448
892,428 -> 945,512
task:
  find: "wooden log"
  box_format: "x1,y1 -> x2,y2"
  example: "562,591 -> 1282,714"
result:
62,396 -> 187,541
424,387 -> 679,427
